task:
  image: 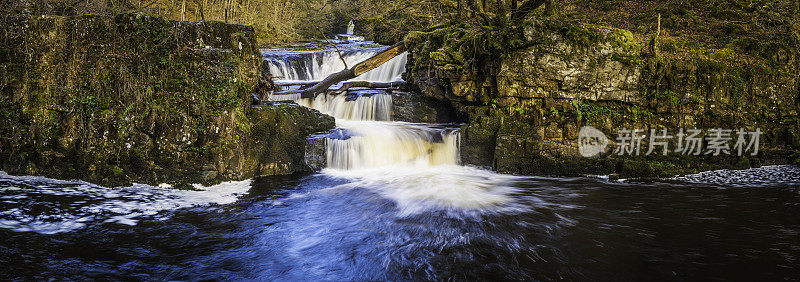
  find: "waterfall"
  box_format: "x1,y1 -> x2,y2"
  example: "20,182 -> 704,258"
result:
347,20 -> 355,35
265,40 -> 460,171
296,93 -> 392,121
326,121 -> 460,170
264,49 -> 408,82
290,92 -> 461,169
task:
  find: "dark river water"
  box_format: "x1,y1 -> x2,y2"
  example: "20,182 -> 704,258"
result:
1,165 -> 799,280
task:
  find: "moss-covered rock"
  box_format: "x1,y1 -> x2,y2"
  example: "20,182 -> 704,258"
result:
0,13 -> 334,187
245,103 -> 335,176
407,18 -> 799,178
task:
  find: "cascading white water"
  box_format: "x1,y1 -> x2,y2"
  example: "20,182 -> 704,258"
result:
347,20 -> 355,35
265,49 -> 408,83
264,40 -> 522,213
296,93 -> 461,169
326,121 -> 460,170
296,94 -> 392,121
266,47 -> 459,168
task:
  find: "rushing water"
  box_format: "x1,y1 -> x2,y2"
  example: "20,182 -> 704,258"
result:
2,39 -> 800,280
262,41 -> 407,83
265,39 -> 462,174
2,166 -> 800,280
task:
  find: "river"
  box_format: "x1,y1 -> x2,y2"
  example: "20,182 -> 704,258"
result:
1,38 -> 799,280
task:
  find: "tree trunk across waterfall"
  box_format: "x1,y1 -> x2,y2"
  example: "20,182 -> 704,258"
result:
273,41 -> 406,99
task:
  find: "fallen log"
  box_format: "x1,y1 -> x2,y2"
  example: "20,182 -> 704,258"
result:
275,81 -> 321,87
274,41 -> 406,99
336,81 -> 406,91
270,81 -> 407,101
327,81 -> 408,96
277,81 -> 405,91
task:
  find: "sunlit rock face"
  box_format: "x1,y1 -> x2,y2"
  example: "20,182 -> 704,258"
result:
406,20 -> 800,177
500,30 -> 642,102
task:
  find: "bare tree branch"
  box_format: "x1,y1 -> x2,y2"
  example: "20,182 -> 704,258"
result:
510,0 -> 545,23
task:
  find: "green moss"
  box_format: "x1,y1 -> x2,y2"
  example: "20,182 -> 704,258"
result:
558,23 -> 602,47
406,13 -> 798,178
0,14 -> 284,187
404,31 -> 427,47
607,28 -> 638,50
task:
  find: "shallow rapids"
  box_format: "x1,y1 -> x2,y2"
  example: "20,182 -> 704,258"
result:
0,172 -> 251,234
321,164 -> 521,215
2,166 -> 799,280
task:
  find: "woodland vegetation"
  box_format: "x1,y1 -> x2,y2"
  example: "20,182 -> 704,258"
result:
3,0 -> 797,53
1,0 -> 450,45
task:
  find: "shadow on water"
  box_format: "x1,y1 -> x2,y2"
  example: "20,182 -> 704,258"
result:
1,166 -> 799,280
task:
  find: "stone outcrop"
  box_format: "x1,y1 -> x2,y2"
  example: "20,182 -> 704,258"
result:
406,19 -> 800,177
391,91 -> 457,123
0,13 -> 334,187
247,103 -> 335,177
304,135 -> 328,171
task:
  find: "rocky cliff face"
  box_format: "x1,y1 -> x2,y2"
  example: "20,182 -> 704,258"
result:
0,13 -> 334,187
391,91 -> 457,123
406,19 -> 800,177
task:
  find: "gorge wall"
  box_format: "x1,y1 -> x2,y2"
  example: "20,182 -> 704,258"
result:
406,19 -> 800,177
0,13 -> 334,188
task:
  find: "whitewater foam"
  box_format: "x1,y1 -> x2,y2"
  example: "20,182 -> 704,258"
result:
321,165 -> 523,216
327,120 -> 460,169
265,48 -> 407,83
296,93 -> 392,121
0,172 -> 251,234
674,165 -> 800,186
